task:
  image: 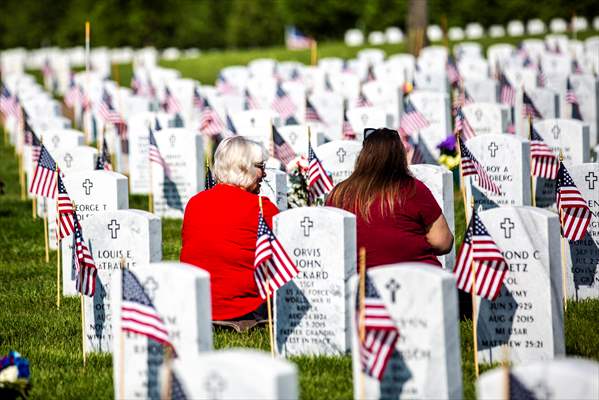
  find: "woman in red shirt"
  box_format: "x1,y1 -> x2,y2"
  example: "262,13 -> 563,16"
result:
180,137 -> 278,321
326,128 -> 453,269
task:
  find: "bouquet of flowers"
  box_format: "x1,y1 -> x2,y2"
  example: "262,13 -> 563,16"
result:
436,135 -> 460,170
0,351 -> 30,399
286,156 -> 310,208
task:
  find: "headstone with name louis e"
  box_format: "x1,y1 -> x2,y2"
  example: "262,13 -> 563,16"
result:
111,262 -> 213,399
80,209 -> 161,354
171,349 -> 298,400
350,263 -> 462,399
476,206 -> 565,364
151,128 -> 204,218
465,134 -> 531,213
274,207 -> 356,356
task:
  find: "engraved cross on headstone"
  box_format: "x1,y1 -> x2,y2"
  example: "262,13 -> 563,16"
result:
360,114 -> 368,124
82,178 -> 93,195
51,135 -> 60,148
585,172 -> 597,190
300,216 -> 314,237
488,142 -> 499,158
107,219 -> 120,239
250,117 -> 255,127
500,218 -> 515,239
169,135 -> 176,147
551,124 -> 560,139
475,108 -> 483,122
143,277 -> 158,301
385,279 -> 401,303
289,131 -> 298,145
63,153 -> 73,168
204,372 -> 226,400
336,148 -> 347,163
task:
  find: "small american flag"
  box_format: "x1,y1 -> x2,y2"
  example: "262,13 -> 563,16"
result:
305,98 -> 322,123
453,209 -> 508,301
0,85 -> 19,118
148,127 -> 171,178
460,140 -> 502,195
29,145 -> 58,199
121,268 -> 173,346
365,65 -> 376,83
244,89 -> 259,110
170,370 -> 188,400
530,126 -> 558,179
342,113 -> 355,139
72,214 -> 97,297
404,133 -> 424,164
285,26 -> 312,50
200,97 -> 225,137
192,86 -> 203,111
537,64 -> 547,87
447,55 -> 461,87
42,59 -> 53,83
205,164 -> 216,190
399,98 -> 429,136
452,87 -> 473,115
522,91 -> 542,119
272,84 -> 297,119
572,59 -> 583,74
355,92 -> 372,108
324,74 -> 334,92
499,73 -> 515,106
253,212 -> 299,299
163,86 -> 182,115
216,73 -> 237,95
24,118 -> 42,163
454,107 -> 476,140
56,176 -> 75,240
356,272 -> 399,380
566,78 -> 583,121
99,89 -> 127,137
130,75 -> 141,95
273,125 -> 296,167
308,142 -> 334,198
95,136 -> 113,171
64,73 -> 80,109
556,162 -> 592,241
225,113 -> 237,136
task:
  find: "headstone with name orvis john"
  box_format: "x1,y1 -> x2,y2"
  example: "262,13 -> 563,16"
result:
564,163 -> 599,300
315,140 -> 362,185
274,206 -> 356,356
80,209 -> 162,354
111,262 -> 213,399
409,164 -> 456,269
151,128 -> 204,218
476,206 -> 565,364
61,170 -> 129,296
464,134 -> 531,214
170,349 -> 298,400
350,263 -> 462,399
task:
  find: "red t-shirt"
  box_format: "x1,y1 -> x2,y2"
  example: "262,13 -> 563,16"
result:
180,184 -> 279,320
327,178 -> 442,269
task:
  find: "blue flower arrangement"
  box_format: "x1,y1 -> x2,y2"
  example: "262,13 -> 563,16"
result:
0,351 -> 30,399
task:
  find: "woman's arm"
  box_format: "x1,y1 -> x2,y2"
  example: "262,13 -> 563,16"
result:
425,214 -> 454,255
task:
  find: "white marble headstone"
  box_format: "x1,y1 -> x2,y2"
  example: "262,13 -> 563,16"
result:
260,169 -> 288,211
274,207 -> 356,356
315,140 -> 362,185
463,103 -> 508,135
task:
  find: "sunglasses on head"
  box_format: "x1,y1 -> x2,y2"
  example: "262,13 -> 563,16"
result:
363,128 -> 377,141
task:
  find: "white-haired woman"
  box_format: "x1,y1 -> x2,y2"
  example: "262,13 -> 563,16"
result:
180,137 -> 278,323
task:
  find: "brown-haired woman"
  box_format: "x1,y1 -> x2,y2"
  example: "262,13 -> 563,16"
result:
326,128 -> 453,269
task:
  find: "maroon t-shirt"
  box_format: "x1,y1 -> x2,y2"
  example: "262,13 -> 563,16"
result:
328,178 -> 442,269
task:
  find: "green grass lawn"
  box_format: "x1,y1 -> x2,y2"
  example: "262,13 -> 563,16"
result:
5,30 -> 599,398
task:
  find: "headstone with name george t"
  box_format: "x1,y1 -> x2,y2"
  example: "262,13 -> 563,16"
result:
274,207 -> 356,356
477,358 -> 599,400
409,164 -> 456,269
61,170 -> 129,295
79,209 -> 161,353
111,262 -> 213,399
260,169 -> 288,211
151,128 -> 204,218
315,140 -> 362,185
565,163 -> 599,300
462,103 -> 508,135
350,263 -> 462,399
464,134 -> 531,214
170,349 -> 298,400
476,206 -> 565,364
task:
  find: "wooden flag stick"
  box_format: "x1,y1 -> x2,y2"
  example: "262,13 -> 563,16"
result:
148,124 -> 154,213
310,39 -> 318,66
528,116 -> 536,207
469,199 -> 480,378
119,331 -> 125,397
32,197 -> 37,219
56,173 -> 61,309
269,120 -> 275,159
81,293 -> 87,367
161,346 -> 174,400
358,247 -> 367,400
260,196 -> 275,358
558,151 -> 568,312
84,20 -> 91,144
19,153 -> 26,200
43,200 -> 50,263
456,134 -> 469,224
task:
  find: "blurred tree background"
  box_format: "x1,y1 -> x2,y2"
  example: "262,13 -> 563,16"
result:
0,0 -> 596,49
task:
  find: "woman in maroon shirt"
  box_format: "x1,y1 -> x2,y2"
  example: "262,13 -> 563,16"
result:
180,137 -> 278,321
326,128 -> 453,269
